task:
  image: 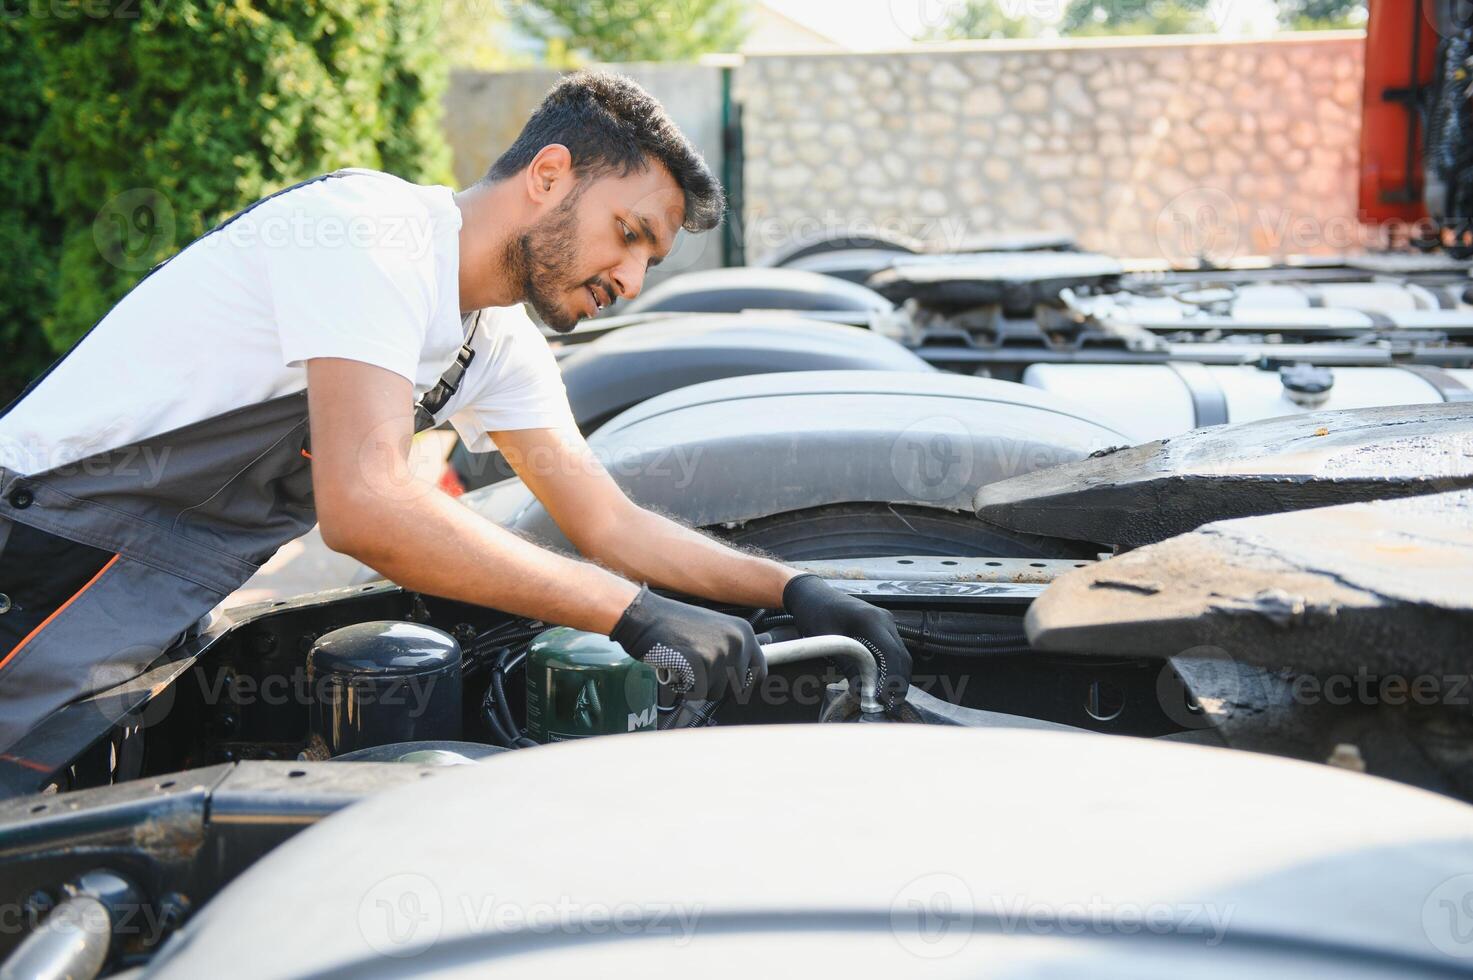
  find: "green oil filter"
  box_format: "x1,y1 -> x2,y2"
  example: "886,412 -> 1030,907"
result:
525,627 -> 659,743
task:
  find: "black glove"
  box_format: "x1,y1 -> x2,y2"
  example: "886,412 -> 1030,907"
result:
783,574 -> 912,714
611,586 -> 767,702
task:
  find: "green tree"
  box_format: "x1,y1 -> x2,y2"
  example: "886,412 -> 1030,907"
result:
26,0 -> 453,356
381,2 -> 456,179
1277,0 -> 1366,30
514,0 -> 749,65
0,19 -> 61,404
1062,0 -> 1215,35
438,0 -> 521,69
923,1 -> 1039,40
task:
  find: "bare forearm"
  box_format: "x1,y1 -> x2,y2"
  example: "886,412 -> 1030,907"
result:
588,508 -> 798,609
330,484 -> 639,635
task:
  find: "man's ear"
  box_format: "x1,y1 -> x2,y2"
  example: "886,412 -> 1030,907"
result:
525,144 -> 574,206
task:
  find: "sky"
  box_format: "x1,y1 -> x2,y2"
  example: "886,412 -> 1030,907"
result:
763,0 -> 1288,49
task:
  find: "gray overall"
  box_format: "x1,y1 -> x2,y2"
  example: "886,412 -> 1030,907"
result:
0,173 -> 475,753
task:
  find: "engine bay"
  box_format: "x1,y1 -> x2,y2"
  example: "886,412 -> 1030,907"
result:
45,562 -> 1205,792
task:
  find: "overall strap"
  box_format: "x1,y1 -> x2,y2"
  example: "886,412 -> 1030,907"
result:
412,308 -> 483,433
300,309 -> 482,458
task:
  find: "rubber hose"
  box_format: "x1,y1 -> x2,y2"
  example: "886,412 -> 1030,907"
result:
481,701 -> 516,748
489,668 -> 520,744
908,639 -> 1033,658
895,623 -> 1028,648
481,650 -> 518,748
659,698 -> 720,730
481,691 -> 517,747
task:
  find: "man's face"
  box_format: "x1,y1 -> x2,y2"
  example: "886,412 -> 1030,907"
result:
512,161 -> 685,332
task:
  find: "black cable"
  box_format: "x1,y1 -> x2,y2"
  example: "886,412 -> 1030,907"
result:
464,627 -> 542,660
909,639 -> 1032,657
489,666 -> 518,743
462,633 -> 539,684
895,623 -> 1028,648
760,608 -> 1029,653
479,639 -> 536,748
659,697 -> 722,730
481,693 -> 518,747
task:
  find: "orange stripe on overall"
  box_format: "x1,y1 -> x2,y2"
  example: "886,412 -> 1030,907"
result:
0,554 -> 120,673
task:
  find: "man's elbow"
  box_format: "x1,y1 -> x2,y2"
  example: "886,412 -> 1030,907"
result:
318,516 -> 357,557
318,510 -> 365,557
317,492 -> 387,561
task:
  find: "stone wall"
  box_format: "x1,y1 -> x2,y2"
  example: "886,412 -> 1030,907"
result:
734,34 -> 1365,262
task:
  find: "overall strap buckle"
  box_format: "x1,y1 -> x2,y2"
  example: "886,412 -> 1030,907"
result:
412,309 -> 483,433
303,310 -> 483,457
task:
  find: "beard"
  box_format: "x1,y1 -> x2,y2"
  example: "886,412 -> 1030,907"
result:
504,189 -> 592,334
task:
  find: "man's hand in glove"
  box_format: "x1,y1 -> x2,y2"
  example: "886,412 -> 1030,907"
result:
783,573 -> 912,713
610,586 -> 767,701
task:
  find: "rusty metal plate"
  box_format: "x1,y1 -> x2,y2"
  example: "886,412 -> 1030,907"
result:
1024,489 -> 1473,678
974,402 -> 1473,546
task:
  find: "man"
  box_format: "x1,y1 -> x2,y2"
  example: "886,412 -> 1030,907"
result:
0,72 -> 910,751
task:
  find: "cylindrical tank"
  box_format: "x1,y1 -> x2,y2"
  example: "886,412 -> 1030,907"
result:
524,627 -> 659,743
307,622 -> 462,758
1020,363 -> 1465,442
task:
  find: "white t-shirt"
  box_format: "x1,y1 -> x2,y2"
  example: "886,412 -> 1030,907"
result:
0,169 -> 573,476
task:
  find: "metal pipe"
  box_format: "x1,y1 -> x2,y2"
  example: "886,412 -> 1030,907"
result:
0,895 -> 111,980
649,636 -> 884,715
761,635 -> 884,715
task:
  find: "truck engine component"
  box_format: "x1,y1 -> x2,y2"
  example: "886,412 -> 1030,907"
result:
306,622 -> 463,758
0,869 -> 139,980
761,635 -> 884,716
517,629 -> 888,743
523,627 -> 659,743
0,893 -> 111,980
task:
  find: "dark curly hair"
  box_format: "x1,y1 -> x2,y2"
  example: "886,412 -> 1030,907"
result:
484,70 -> 725,233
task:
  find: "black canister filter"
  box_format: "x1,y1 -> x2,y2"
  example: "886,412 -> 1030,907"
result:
307,621 -> 462,757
